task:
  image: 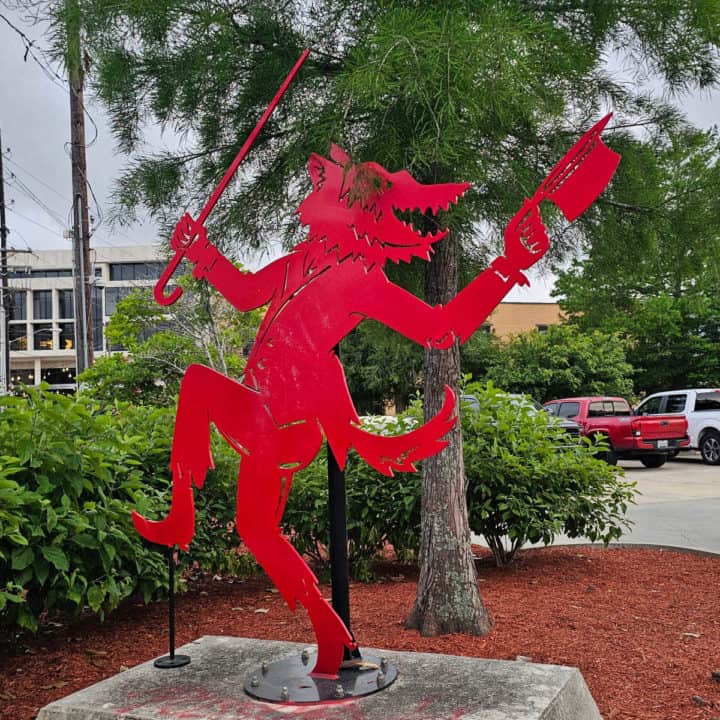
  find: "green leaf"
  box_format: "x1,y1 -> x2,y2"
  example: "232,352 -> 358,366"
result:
33,558 -> 50,586
87,585 -> 106,612
41,545 -> 69,572
11,546 -> 33,571
47,506 -> 58,532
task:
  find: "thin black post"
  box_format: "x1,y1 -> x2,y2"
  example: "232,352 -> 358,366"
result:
154,547 -> 190,668
327,443 -> 351,629
0,130 -> 9,394
327,344 -> 360,661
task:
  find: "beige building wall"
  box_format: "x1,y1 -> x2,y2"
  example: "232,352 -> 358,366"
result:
486,302 -> 564,340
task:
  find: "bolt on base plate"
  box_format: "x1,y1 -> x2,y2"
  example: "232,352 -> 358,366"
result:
244,649 -> 397,703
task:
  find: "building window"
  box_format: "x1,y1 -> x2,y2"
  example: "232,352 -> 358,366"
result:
480,323 -> 493,333
92,286 -> 103,351
33,323 -> 54,351
58,290 -> 74,319
109,262 -> 164,281
59,323 -> 75,350
105,286 -> 135,315
33,290 -> 52,320
8,323 -> 28,351
10,269 -> 73,278
41,367 -> 76,385
10,368 -> 35,385
8,290 -> 27,321
39,269 -> 71,278
535,324 -> 549,333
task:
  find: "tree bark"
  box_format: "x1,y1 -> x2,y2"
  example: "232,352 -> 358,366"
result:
406,232 -> 492,636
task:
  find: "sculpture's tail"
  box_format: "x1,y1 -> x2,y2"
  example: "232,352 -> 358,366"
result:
349,386 -> 457,476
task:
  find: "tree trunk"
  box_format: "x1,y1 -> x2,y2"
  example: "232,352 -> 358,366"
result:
406,232 -> 492,636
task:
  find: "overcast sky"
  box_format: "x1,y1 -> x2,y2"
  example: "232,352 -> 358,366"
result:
1,8 -> 717,300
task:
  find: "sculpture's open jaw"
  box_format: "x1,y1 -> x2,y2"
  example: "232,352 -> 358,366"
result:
346,166 -> 471,253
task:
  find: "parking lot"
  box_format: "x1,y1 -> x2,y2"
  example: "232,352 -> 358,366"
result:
620,452 -> 719,504
615,452 -> 719,553
474,452 -> 719,555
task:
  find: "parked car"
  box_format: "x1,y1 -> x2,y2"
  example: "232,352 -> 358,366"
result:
543,396 -> 690,467
634,388 -> 720,465
461,394 -> 582,440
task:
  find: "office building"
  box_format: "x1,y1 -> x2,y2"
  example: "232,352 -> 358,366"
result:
6,245 -> 166,392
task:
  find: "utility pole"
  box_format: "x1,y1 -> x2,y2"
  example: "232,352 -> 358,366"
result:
66,0 -> 93,374
0,130 -> 9,394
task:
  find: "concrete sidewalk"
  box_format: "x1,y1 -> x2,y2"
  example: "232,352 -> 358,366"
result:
473,453 -> 720,555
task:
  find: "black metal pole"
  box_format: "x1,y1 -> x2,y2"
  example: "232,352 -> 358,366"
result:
327,443 -> 351,630
154,547 -> 190,669
167,548 -> 176,659
0,130 -> 10,394
326,344 -> 360,661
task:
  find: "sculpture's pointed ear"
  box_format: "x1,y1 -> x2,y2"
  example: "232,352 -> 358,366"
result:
330,144 -> 351,165
307,153 -> 327,188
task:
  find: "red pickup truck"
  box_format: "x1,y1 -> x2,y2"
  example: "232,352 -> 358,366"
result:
543,396 -> 690,467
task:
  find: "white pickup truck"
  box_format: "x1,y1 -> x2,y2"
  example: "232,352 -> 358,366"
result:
635,388 -> 720,465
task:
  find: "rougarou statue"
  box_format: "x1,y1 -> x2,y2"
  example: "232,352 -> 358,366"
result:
132,50 -> 620,697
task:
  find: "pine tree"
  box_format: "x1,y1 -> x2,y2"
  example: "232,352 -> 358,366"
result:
19,0 -> 720,635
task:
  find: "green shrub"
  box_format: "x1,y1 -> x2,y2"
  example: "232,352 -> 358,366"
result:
285,415 -> 421,581
461,381 -> 637,566
0,389 -> 169,639
0,388 -> 248,640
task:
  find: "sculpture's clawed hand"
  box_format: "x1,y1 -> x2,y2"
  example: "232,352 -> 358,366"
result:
171,213 -> 208,260
503,201 -> 549,270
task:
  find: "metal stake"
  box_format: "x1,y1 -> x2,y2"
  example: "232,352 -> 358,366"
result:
154,547 -> 190,668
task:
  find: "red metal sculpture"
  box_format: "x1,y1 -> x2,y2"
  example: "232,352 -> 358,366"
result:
133,99 -> 619,677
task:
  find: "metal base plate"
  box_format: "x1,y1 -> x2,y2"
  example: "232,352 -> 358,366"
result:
154,654 -> 191,669
244,650 -> 397,703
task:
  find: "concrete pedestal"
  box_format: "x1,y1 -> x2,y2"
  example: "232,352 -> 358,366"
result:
37,636 -> 601,720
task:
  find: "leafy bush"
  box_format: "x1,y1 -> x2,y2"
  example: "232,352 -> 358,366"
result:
461,382 -> 637,566
483,324 -> 634,403
0,389 -> 169,639
285,415 -> 421,581
0,388 -> 247,640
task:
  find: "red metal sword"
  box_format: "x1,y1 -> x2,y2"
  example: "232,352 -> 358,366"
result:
155,49 -> 311,306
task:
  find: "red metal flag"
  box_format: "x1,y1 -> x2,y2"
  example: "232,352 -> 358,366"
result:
539,113 -> 620,221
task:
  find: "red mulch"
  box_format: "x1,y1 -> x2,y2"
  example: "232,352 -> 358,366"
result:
1,546 -> 719,720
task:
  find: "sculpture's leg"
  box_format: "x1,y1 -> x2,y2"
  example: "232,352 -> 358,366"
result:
133,364 -> 260,550
236,452 -> 356,678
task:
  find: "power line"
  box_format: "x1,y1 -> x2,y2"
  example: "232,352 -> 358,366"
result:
1,152 -> 70,203
6,175 -> 67,229
0,11 -> 100,149
6,205 -> 66,238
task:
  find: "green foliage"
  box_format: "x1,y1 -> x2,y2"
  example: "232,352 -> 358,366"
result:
556,129 -> 720,393
483,324 -> 634,403
0,388 -> 169,638
285,415 -> 421,581
342,323 -> 424,414
63,0 -> 717,257
461,382 -> 637,566
79,277 -> 262,406
0,387 -> 249,639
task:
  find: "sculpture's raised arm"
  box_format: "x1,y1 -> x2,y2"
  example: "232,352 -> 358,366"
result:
358,200 -> 550,348
163,213 -> 286,312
